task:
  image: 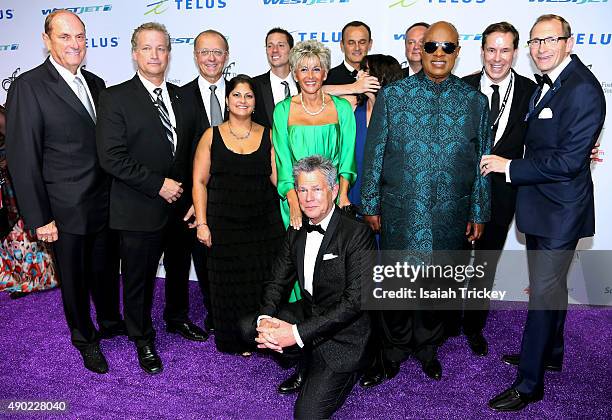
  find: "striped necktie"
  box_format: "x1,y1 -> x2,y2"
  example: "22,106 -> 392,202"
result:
153,87 -> 175,155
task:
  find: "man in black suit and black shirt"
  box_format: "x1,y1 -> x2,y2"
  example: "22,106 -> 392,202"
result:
323,20 -> 380,97
242,155 -> 375,419
97,22 -> 207,375
179,29 -> 231,332
252,28 -> 298,129
5,10 -> 123,374
458,22 -> 537,356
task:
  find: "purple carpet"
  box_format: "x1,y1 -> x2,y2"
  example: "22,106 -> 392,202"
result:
1,280 -> 610,419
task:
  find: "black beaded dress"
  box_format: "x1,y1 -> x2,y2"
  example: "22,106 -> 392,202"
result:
206,126 -> 285,353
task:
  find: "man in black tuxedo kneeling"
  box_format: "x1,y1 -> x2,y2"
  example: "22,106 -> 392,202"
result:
241,155 -> 375,419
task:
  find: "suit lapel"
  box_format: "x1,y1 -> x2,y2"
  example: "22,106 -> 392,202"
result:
82,70 -> 100,108
296,227 -> 307,291
43,58 -> 94,126
190,78 -> 210,129
528,56 -> 578,121
131,75 -> 174,157
492,70 -> 521,153
261,71 -> 275,126
312,208 -> 340,290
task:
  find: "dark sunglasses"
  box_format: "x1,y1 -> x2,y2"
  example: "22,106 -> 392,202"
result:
423,41 -> 458,54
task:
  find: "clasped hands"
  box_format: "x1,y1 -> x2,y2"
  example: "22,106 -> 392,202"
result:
255,318 -> 297,353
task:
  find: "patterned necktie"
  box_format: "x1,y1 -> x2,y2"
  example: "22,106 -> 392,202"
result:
73,76 -> 96,122
209,85 -> 223,127
489,84 -> 500,138
281,81 -> 290,99
153,88 -> 175,155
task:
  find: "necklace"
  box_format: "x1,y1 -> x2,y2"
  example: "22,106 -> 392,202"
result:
228,120 -> 252,140
300,91 -> 326,116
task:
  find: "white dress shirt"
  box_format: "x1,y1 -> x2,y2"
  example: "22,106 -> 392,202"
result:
197,75 -> 225,123
258,207 -> 335,348
269,71 -> 298,105
505,55 -> 573,182
343,60 -> 358,78
49,55 -> 96,118
480,70 -> 514,146
138,72 -> 177,150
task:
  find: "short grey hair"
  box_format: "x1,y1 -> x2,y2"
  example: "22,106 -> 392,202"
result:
289,40 -> 331,74
293,155 -> 337,189
131,22 -> 171,52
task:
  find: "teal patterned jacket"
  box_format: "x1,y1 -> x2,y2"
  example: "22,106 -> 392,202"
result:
360,72 -> 491,252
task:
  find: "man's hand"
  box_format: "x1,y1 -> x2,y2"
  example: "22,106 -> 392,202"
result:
256,318 -> 296,351
466,222 -> 484,243
183,205 -> 196,228
363,215 -> 381,233
590,141 -> 601,162
159,178 -> 183,203
36,220 -> 58,243
480,154 -> 509,176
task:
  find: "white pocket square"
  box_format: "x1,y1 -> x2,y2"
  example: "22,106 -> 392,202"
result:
538,107 -> 553,119
323,253 -> 338,261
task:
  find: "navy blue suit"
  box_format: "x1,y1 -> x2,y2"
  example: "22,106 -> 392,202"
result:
509,55 -> 605,395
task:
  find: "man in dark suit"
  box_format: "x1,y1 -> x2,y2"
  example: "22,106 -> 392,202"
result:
97,22 -> 207,375
457,22 -> 537,357
402,22 -> 429,77
242,155 -> 375,419
252,28 -> 298,129
179,29 -> 230,332
5,10 -> 123,374
482,14 -> 606,411
323,21 -> 380,97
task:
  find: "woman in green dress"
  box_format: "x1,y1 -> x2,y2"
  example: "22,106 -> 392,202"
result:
273,40 -> 356,229
272,40 -> 356,302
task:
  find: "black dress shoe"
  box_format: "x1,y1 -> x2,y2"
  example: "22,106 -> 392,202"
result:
204,316 -> 215,333
360,359 -> 386,388
137,344 -> 163,374
278,366 -> 307,394
489,387 -> 543,411
421,359 -> 442,381
467,333 -> 488,356
501,354 -> 561,372
385,360 -> 401,380
167,321 -> 209,342
79,344 -> 109,374
99,321 -> 127,339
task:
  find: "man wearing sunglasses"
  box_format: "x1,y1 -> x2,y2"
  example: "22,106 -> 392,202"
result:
361,21 -> 490,384
481,15 -> 605,411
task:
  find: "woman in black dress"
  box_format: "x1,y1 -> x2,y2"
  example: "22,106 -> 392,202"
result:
192,75 -> 284,355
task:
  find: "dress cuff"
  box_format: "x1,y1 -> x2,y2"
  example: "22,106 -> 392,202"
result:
256,315 -> 272,327
292,324 -> 304,348
505,160 -> 512,183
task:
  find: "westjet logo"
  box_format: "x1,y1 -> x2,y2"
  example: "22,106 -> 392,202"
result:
42,5 -> 112,15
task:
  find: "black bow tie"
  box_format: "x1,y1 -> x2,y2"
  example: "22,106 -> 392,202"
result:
305,223 -> 325,235
535,73 -> 553,88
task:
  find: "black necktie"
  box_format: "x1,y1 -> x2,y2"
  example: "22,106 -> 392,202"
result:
305,223 -> 325,235
533,74 -> 553,105
350,69 -> 358,78
281,81 -> 290,99
535,73 -> 553,88
489,84 -> 500,138
153,88 -> 175,155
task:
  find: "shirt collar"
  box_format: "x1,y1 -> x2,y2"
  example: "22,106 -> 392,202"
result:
137,71 -> 166,97
49,55 -> 84,82
343,60 -> 358,74
198,74 -> 225,90
269,70 -> 294,84
481,69 -> 512,92
544,54 -> 572,84
310,206 -> 334,230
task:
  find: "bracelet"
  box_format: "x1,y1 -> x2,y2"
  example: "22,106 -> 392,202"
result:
195,221 -> 207,228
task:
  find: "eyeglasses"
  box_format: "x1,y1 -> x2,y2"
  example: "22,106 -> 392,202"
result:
195,49 -> 226,57
422,41 -> 458,54
527,36 -> 569,48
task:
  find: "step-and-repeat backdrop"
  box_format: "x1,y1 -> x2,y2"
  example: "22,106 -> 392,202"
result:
1,0 -> 610,304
